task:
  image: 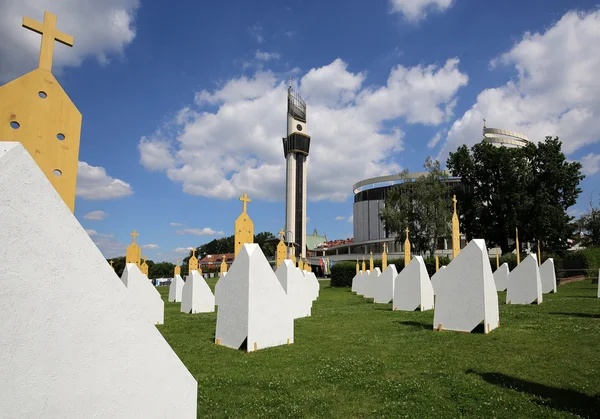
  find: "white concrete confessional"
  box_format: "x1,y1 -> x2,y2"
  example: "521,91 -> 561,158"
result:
121,263 -> 164,325
363,268 -> 381,300
214,272 -> 226,306
181,271 -> 215,314
215,244 -> 294,351
433,240 -> 499,334
0,142 -> 196,418
169,274 -> 185,302
373,265 -> 397,304
506,254 -> 543,305
393,256 -> 434,311
539,258 -> 557,294
431,265 -> 447,296
304,270 -> 320,301
493,263 -> 509,292
276,260 -> 312,319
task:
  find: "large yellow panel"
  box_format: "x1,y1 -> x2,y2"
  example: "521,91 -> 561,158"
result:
234,193 -> 254,257
188,249 -> 198,274
125,230 -> 141,266
0,69 -> 81,212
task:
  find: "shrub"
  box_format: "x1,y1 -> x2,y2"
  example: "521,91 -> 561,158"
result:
562,248 -> 600,279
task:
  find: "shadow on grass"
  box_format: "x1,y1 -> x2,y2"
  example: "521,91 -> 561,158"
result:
397,320 -> 432,331
466,370 -> 600,417
548,312 -> 600,319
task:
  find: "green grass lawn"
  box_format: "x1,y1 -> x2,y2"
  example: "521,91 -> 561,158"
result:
156,280 -> 600,418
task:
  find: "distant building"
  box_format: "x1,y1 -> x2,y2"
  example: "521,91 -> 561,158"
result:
199,253 -> 234,271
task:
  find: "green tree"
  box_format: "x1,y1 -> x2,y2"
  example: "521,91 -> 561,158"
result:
379,157 -> 452,256
254,231 -> 275,257
447,137 -> 583,254
577,196 -> 600,247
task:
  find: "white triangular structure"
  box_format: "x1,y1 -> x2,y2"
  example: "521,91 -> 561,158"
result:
0,143 -> 196,418
356,270 -> 370,296
181,271 -> 215,313
373,265 -> 397,304
276,261 -> 311,319
539,258 -> 557,294
214,272 -> 226,306
215,244 -> 293,351
169,274 -> 185,302
393,256 -> 434,311
431,266 -> 447,296
493,263 -> 509,292
433,240 -> 499,334
304,271 -> 320,301
506,254 -> 543,305
351,272 -> 362,293
121,264 -> 164,325
363,268 -> 381,299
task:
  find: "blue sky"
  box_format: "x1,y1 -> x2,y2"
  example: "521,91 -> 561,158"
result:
2,0 -> 599,261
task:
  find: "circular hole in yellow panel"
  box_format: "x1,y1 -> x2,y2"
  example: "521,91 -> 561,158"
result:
57,133 -> 65,141
38,91 -> 47,99
10,121 -> 20,129
53,169 -> 62,176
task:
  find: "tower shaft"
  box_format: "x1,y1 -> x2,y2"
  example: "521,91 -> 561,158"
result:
283,87 -> 310,259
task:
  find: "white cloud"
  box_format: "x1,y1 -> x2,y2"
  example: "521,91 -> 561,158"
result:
0,0 -> 140,82
173,247 -> 194,254
390,0 -> 454,22
83,210 -> 108,221
249,24 -> 264,43
77,161 -> 134,200
141,244 -> 160,250
335,216 -> 346,221
439,10 -> 600,160
138,138 -> 175,171
427,130 -> 445,149
347,215 -> 354,224
85,229 -> 98,236
139,58 -> 467,203
581,153 -> 600,175
169,222 -> 182,227
255,50 -> 280,61
176,228 -> 225,236
300,58 -> 366,107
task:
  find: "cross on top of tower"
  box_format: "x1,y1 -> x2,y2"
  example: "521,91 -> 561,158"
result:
130,230 -> 139,243
405,227 -> 409,239
279,229 -> 285,240
239,193 -> 251,213
453,194 -> 458,213
191,248 -> 196,257
22,11 -> 74,72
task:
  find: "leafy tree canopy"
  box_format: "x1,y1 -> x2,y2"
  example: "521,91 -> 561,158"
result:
446,137 -> 583,254
380,157 -> 452,256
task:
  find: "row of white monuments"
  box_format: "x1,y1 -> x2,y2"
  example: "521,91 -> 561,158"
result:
0,143 -> 320,418
351,239 -> 559,333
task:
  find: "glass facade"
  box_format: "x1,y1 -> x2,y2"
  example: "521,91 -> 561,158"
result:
294,156 -> 304,255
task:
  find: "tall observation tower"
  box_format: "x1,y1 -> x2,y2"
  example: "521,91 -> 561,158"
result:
283,85 -> 311,259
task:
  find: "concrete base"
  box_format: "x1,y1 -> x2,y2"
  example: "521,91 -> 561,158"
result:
433,240 -> 499,334
181,271 -> 215,313
493,263 -> 509,292
540,258 -> 557,294
169,274 -> 185,302
506,254 -> 543,305
121,264 -> 165,325
0,142 -> 196,418
215,244 -> 293,352
373,265 -> 397,304
393,256 -> 434,311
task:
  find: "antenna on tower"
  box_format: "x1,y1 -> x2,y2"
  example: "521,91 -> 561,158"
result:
288,76 -> 293,91
483,118 -> 487,129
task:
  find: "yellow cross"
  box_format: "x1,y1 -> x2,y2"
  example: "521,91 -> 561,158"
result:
453,194 -> 457,213
239,193 -> 251,213
130,230 -> 139,243
192,248 -> 196,257
405,227 -> 409,239
22,11 -> 74,72
279,229 -> 285,240
110,260 -> 114,267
